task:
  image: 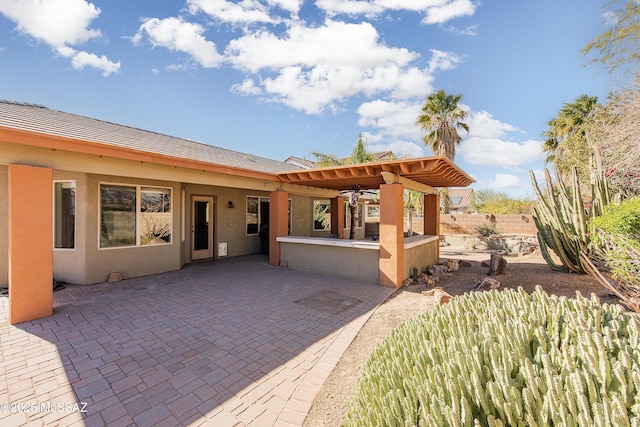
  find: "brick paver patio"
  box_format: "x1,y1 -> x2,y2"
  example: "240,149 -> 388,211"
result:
0,255 -> 392,426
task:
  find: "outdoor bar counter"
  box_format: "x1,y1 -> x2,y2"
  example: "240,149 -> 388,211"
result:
277,235 -> 439,285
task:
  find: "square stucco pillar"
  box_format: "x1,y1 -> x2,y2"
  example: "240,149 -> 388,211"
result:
269,190 -> 289,266
8,164 -> 53,324
379,183 -> 404,288
330,197 -> 344,238
424,193 -> 441,262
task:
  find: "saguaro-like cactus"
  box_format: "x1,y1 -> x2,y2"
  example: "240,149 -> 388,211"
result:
529,167 -> 610,273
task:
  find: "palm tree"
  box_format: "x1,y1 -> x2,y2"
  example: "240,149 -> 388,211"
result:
543,95 -> 601,186
416,89 -> 469,161
416,89 -> 469,213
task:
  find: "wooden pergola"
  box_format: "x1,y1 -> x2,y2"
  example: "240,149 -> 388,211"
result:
268,156 -> 474,288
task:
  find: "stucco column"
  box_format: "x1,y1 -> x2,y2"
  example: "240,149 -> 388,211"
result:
330,197 -> 344,238
8,164 -> 53,324
379,183 -> 404,288
424,193 -> 441,262
269,190 -> 289,266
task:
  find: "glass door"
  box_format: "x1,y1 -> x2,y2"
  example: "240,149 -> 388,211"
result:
192,196 -> 214,260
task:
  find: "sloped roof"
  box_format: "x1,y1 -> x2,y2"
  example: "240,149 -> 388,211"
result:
284,151 -> 397,170
0,100 -> 295,174
449,188 -> 475,208
1,100 -> 474,191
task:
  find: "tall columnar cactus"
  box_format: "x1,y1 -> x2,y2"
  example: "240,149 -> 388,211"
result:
529,167 -> 610,273
343,287 -> 640,427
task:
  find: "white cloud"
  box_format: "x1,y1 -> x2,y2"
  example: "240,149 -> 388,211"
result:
357,99 -> 423,139
226,21 -> 416,72
224,21 -> 432,114
317,0 -> 478,24
0,0 -> 101,46
0,0 -> 119,76
490,173 -> 521,188
231,78 -> 263,95
133,17 -> 222,68
186,0 -> 276,24
428,49 -> 462,72
458,137 -> 544,167
422,0 -> 477,24
466,109 -> 521,139
57,47 -> 120,76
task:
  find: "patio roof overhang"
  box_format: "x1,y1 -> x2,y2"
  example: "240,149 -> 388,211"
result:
277,156 -> 474,192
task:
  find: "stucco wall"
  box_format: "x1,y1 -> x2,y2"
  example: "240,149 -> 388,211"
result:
52,171 -> 87,284
0,165 -> 7,287
82,174 -> 183,284
403,239 -> 439,280
280,240 -> 379,283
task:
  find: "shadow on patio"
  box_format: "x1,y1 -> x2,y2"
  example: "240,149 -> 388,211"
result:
0,255 -> 391,426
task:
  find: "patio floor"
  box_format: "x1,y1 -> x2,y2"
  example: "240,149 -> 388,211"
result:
0,255 -> 392,426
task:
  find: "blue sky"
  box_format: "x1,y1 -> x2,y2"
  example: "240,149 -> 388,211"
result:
0,0 -> 619,197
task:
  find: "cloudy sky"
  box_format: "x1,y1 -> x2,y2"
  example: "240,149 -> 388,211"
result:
0,0 -> 617,196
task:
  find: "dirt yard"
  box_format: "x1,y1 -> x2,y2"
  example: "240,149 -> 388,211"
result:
302,247 -> 620,427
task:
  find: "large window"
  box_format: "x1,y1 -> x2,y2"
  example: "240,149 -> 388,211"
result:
100,184 -> 171,248
313,200 -> 331,231
54,181 -> 75,249
246,196 -> 292,235
140,187 -> 171,245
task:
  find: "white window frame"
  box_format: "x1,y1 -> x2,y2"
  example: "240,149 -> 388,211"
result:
99,182 -> 173,249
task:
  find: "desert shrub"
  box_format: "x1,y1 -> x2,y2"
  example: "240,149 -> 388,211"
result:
591,197 -> 640,288
475,222 -> 499,237
343,287 -> 640,427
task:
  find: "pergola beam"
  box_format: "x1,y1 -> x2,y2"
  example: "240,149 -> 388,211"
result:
381,171 -> 435,194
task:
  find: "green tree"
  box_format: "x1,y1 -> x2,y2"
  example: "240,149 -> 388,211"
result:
581,0 -> 640,78
416,89 -> 469,213
542,95 -> 601,188
472,189 -> 534,214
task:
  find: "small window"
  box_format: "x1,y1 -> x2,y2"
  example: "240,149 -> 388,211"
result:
247,196 -> 259,234
451,196 -> 463,206
313,200 -> 331,231
366,205 -> 380,218
54,181 -> 75,249
101,185 -> 136,248
356,203 -> 364,228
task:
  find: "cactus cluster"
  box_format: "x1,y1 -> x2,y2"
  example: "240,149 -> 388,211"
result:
529,168 -> 610,273
343,287 -> 640,427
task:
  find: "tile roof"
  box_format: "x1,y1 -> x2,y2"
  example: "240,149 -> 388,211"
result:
0,100 -> 298,174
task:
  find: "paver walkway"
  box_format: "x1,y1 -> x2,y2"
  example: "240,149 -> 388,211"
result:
0,255 -> 392,426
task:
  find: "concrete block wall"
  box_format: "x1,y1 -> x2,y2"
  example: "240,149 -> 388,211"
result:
438,213 -> 538,235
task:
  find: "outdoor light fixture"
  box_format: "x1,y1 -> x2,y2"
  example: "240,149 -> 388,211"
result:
227,201 -> 235,208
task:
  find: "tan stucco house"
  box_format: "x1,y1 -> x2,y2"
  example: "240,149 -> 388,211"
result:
0,100 -> 473,324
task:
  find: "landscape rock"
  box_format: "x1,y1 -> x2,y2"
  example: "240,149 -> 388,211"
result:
427,264 -> 449,279
421,288 -> 452,305
475,277 -> 501,291
107,272 -> 123,283
418,273 -> 436,287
